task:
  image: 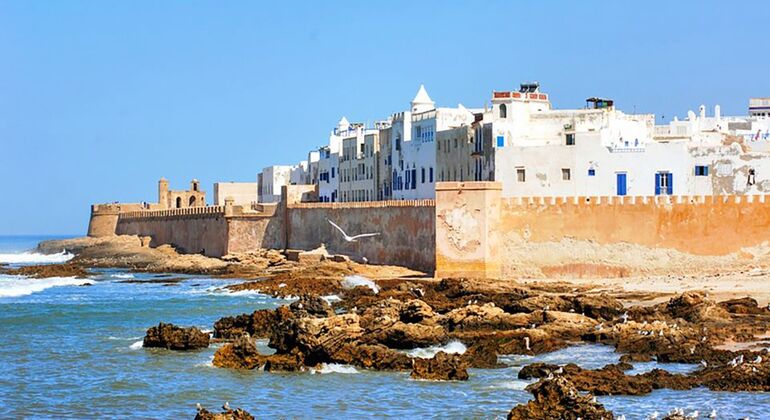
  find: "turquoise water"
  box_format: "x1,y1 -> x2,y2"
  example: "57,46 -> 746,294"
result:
1,236 -> 769,419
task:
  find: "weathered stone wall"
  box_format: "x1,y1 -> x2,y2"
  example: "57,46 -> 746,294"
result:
286,200 -> 436,272
435,182 -> 502,279
500,194 -> 770,256
116,207 -> 228,257
88,203 -> 144,237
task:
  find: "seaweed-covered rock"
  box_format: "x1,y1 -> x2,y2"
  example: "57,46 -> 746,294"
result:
143,322 -> 209,350
410,351 -> 469,381
508,377 -> 614,420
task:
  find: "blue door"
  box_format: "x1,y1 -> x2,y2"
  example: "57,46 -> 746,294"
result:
616,173 -> 627,196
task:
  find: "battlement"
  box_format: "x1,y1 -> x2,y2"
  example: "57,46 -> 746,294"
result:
288,199 -> 436,209
119,205 -> 226,220
502,194 -> 770,207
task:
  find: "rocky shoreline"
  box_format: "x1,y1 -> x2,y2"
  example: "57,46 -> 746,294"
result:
18,236 -> 770,418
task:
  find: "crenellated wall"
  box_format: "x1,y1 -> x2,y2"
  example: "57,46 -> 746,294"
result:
116,206 -> 228,257
500,194 -> 770,256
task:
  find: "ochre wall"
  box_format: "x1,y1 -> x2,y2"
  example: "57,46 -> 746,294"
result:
116,210 -> 228,257
88,204 -> 144,237
500,195 -> 770,256
435,182 -> 503,279
286,200 -> 436,272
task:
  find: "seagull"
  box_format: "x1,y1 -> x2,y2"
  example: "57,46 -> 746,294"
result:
196,403 -> 202,411
700,360 -> 708,368
621,312 -> 629,323
327,219 -> 380,242
223,401 -> 230,411
595,322 -> 604,331
647,411 -> 660,420
688,410 -> 699,419
524,337 -> 531,351
709,409 -> 717,419
753,355 -> 763,364
555,366 -> 564,375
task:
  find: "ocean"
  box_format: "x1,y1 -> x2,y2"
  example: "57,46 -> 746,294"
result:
1,235 -> 769,419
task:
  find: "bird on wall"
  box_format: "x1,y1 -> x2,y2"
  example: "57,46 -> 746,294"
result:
327,219 -> 380,242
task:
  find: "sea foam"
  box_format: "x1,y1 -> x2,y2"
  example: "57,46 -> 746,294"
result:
312,363 -> 359,374
0,275 -> 94,298
341,275 -> 379,294
0,250 -> 74,264
405,340 -> 467,359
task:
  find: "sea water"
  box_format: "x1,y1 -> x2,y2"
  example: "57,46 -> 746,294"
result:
1,236 -> 769,419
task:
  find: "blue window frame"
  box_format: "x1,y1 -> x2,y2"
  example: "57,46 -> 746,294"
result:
588,169 -> 596,176
497,136 -> 505,148
695,165 -> 709,176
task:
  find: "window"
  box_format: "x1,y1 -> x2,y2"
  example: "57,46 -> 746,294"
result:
562,168 -> 571,181
331,168 -> 335,178
516,168 -> 526,182
421,167 -> 425,183
499,104 -> 507,118
655,172 -> 673,195
566,133 -> 575,146
588,168 -> 596,176
411,169 -> 417,189
497,136 -> 505,148
429,167 -> 433,183
695,165 -> 709,176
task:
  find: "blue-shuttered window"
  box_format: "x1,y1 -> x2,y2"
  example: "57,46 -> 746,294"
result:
655,172 -> 673,195
497,136 -> 505,148
588,169 -> 596,176
695,165 -> 709,176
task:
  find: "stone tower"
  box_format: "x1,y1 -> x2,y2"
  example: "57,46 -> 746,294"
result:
158,178 -> 169,209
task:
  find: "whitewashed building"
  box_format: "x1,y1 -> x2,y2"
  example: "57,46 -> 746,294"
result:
390,85 -> 476,200
258,165 -> 292,203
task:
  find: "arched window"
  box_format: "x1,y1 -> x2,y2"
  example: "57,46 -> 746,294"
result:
500,104 -> 507,118
176,197 -> 182,208
189,196 -> 196,207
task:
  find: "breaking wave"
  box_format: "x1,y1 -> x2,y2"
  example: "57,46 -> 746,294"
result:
341,275 -> 379,294
0,250 -> 74,264
312,363 -> 359,374
405,340 -> 467,359
129,340 -> 144,350
0,275 -> 94,298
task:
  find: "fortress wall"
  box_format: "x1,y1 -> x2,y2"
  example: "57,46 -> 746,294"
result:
499,194 -> 770,256
88,203 -> 144,237
115,207 -> 228,257
286,200 -> 436,272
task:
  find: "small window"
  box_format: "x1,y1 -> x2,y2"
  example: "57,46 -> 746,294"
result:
497,136 -> 505,148
500,104 -> 507,118
429,167 -> 433,183
566,133 -> 575,146
421,167 -> 425,183
695,165 -> 709,176
516,168 -> 526,182
562,168 -> 571,181
588,169 -> 596,176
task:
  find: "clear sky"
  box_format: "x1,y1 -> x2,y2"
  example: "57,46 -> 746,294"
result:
1,0 -> 769,235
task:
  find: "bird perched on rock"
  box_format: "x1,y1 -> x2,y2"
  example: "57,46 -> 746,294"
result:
709,409 -> 717,418
223,401 -> 230,411
753,355 -> 763,364
621,312 -> 629,323
196,403 -> 202,411
700,360 -> 708,368
524,337 -> 531,351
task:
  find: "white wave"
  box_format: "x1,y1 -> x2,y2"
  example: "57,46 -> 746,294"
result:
112,273 -> 135,279
406,340 -> 467,359
0,275 -> 94,298
108,335 -> 142,341
321,294 -> 342,304
341,275 -> 379,294
129,340 -> 144,350
195,355 -> 215,368
312,363 -> 358,374
491,380 -> 531,391
0,250 -> 74,264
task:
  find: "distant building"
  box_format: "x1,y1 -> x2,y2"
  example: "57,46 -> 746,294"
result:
749,98 -> 770,118
258,165 -> 292,203
213,182 -> 257,206
158,178 -> 206,208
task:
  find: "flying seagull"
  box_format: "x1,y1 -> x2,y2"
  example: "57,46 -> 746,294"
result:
327,219 -> 380,242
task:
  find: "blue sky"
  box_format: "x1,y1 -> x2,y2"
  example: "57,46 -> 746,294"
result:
1,1 -> 769,235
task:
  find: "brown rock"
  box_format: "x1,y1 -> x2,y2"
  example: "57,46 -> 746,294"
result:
410,351 -> 469,381
212,334 -> 264,369
195,405 -> 254,420
507,377 -> 614,420
399,299 -> 437,324
213,309 -> 276,339
332,343 -> 413,370
143,322 -> 210,350
443,303 -> 530,332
